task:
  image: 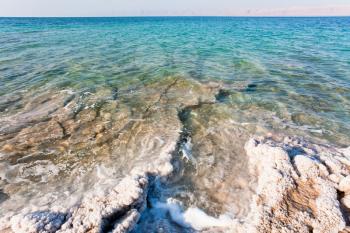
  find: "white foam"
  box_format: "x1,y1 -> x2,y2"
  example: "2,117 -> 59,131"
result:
181,138 -> 196,164
153,198 -> 233,230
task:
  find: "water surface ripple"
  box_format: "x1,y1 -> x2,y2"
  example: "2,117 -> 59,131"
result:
0,17 -> 350,232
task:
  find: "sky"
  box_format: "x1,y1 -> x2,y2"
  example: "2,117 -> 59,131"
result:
1,0 -> 350,17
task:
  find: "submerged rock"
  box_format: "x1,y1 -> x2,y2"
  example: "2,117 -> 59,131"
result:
177,104 -> 253,217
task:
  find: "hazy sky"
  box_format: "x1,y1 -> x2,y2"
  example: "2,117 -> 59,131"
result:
1,0 -> 350,16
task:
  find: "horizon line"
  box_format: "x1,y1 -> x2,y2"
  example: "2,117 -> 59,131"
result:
0,15 -> 349,18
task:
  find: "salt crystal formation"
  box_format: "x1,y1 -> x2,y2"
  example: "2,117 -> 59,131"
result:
239,136 -> 350,233
0,174 -> 148,233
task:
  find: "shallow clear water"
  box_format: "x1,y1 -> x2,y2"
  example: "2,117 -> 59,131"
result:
0,17 -> 350,224
1,17 -> 350,144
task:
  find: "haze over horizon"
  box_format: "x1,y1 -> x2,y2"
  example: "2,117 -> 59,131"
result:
1,0 -> 350,17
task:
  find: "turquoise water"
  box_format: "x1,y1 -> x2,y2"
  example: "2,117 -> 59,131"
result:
1,17 -> 350,145
1,17 -> 350,226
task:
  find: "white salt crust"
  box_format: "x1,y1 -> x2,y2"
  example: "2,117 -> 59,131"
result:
2,136 -> 349,233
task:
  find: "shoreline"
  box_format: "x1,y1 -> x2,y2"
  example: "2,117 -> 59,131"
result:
0,78 -> 349,232
1,134 -> 349,232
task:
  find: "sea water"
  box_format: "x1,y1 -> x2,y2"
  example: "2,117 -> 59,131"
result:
0,17 -> 350,231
